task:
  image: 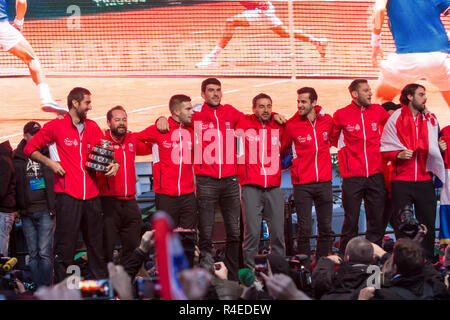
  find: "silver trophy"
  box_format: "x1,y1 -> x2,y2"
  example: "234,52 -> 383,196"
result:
85,139 -> 115,172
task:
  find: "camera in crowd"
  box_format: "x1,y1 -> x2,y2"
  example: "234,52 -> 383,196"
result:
0,256 -> 36,292
79,279 -> 114,300
287,254 -> 313,293
398,204 -> 422,238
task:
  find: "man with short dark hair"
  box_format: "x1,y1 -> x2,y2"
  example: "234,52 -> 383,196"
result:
136,94 -> 197,267
13,121 -> 56,287
282,87 -> 334,259
331,79 -> 390,255
24,87 -> 120,283
97,106 -> 152,266
236,93 -> 285,270
367,238 -> 449,300
380,83 -> 445,261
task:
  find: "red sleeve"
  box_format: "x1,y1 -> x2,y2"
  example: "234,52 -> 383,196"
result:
382,151 -> 401,161
91,122 -> 105,146
132,133 -> 152,156
329,111 -> 342,147
227,104 -> 245,128
379,106 -> 390,126
134,125 -> 157,144
280,123 -> 292,155
23,120 -> 57,158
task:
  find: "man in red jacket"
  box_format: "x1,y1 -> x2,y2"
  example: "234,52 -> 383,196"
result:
135,94 -> 197,267
236,93 -> 285,270
330,79 -> 390,255
380,83 -> 445,261
97,105 -> 152,266
24,87 -> 119,283
282,87 -> 334,260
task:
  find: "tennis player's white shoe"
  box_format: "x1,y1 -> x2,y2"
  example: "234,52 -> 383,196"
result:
41,101 -> 68,115
196,54 -> 219,68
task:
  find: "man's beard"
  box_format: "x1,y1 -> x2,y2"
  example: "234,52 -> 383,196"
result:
112,126 -> 127,138
77,109 -> 87,121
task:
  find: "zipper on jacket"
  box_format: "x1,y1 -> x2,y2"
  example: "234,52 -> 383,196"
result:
79,131 -> 86,200
310,119 -> 319,183
178,125 -> 183,196
214,109 -> 222,179
260,121 -> 267,188
360,109 -> 369,178
415,116 -> 418,182
123,145 -> 128,197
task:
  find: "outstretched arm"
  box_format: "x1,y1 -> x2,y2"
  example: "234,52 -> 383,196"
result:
371,0 -> 388,66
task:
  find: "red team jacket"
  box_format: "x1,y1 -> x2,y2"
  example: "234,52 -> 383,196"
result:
97,130 -> 152,199
441,125 -> 450,170
235,114 -> 283,188
192,103 -> 245,179
135,117 -> 195,197
282,106 -> 334,185
381,106 -> 437,182
330,101 -> 390,178
24,114 -> 104,200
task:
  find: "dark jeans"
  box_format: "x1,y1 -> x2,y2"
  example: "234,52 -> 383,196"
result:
54,194 -> 108,283
339,173 -> 386,254
155,192 -> 198,267
22,210 -> 55,287
293,181 -> 333,258
101,197 -> 142,266
196,175 -> 241,281
391,180 -> 437,261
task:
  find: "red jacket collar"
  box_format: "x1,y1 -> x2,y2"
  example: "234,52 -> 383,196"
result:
105,129 -> 130,145
293,105 -> 326,122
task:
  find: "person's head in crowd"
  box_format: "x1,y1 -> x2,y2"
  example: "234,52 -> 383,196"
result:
443,243 -> 450,268
23,121 -> 41,142
201,78 -> 222,107
382,235 -> 395,253
399,83 -> 427,113
348,79 -> 372,108
297,87 -> 318,118
169,94 -> 193,125
381,101 -> 402,115
393,238 -> 425,276
344,237 -> 374,265
252,93 -> 273,122
67,87 -> 92,121
107,105 -> 128,140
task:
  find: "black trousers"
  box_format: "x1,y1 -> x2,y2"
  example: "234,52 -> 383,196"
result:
196,175 -> 241,281
155,192 -> 198,267
293,181 -> 333,258
101,197 -> 142,266
54,194 -> 107,283
339,173 -> 386,254
391,180 -> 437,261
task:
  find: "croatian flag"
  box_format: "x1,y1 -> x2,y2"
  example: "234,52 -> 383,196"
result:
380,107 -> 445,182
152,211 -> 190,300
439,126 -> 450,245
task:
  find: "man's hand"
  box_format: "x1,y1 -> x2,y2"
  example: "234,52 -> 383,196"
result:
138,230 -> 154,253
371,45 -> 383,67
213,261 -> 228,280
397,149 -> 413,160
358,287 -> 375,300
156,117 -> 170,133
105,161 -> 119,177
326,254 -> 342,265
439,139 -> 448,152
48,159 -> 66,176
12,18 -> 24,32
273,113 -> 286,125
413,224 -> 428,243
261,273 -> 311,300
108,262 -> 133,300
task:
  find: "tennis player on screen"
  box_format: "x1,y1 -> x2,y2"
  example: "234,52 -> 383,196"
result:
0,0 -> 66,114
196,1 -> 327,68
371,0 -> 450,107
